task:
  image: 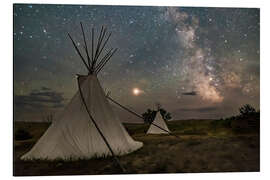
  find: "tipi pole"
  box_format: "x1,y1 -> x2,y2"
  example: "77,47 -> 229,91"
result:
94,32 -> 112,63
93,27 -> 107,64
91,27 -> 94,71
68,33 -> 90,72
95,48 -> 113,72
92,26 -> 104,67
77,78 -> 126,173
80,22 -> 91,67
107,96 -> 181,140
96,48 -> 118,74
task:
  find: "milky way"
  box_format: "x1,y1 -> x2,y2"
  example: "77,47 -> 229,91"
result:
14,4 -> 260,122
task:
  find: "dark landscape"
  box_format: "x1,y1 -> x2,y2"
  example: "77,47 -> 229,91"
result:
14,109 -> 260,175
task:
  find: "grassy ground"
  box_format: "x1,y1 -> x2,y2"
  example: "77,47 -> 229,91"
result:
13,120 -> 259,176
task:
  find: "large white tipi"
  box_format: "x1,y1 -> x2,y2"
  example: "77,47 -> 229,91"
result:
21,23 -> 143,160
147,111 -> 170,134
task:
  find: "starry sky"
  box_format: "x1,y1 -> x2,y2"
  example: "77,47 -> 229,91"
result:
14,4 -> 260,122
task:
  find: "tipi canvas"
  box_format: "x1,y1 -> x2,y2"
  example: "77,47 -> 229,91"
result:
147,111 -> 170,134
21,24 -> 143,160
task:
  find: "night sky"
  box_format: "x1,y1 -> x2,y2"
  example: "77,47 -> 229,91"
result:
14,4 -> 260,122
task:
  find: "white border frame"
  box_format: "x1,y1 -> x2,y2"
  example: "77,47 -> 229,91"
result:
2,0 -> 269,180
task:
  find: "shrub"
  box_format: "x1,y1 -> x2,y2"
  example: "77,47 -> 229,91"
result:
142,107 -> 172,123
159,108 -> 172,121
215,104 -> 259,132
239,104 -> 256,116
142,109 -> 156,123
230,105 -> 260,133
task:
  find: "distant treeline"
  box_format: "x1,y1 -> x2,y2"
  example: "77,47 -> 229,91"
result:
211,104 -> 260,133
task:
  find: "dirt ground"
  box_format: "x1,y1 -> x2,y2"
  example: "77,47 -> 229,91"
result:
13,120 -> 259,176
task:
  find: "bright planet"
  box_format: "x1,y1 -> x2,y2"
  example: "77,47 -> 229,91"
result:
133,88 -> 141,96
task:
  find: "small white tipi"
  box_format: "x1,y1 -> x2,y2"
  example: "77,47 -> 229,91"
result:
147,111 -> 170,134
21,24 -> 143,160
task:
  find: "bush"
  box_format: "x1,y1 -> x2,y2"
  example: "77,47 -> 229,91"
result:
142,107 -> 172,123
15,129 -> 32,140
142,109 -> 156,123
229,104 -> 260,133
239,104 -> 256,116
214,104 -> 259,133
159,108 -> 172,121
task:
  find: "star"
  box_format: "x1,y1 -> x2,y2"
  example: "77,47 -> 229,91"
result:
13,5 -> 260,121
